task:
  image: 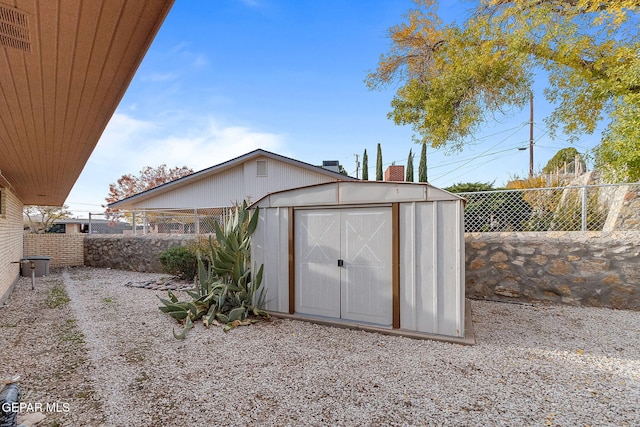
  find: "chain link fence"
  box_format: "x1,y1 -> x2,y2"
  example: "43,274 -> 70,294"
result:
88,207 -> 231,235
458,183 -> 640,232
87,183 -> 640,235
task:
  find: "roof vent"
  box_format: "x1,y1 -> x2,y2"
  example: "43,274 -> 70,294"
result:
322,160 -> 340,173
0,4 -> 30,52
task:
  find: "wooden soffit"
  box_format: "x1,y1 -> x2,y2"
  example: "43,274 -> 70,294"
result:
0,0 -> 174,205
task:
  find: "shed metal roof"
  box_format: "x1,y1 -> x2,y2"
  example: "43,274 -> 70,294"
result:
252,181 -> 465,208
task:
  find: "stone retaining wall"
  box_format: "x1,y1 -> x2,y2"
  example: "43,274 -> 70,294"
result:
465,231 -> 640,310
83,232 -> 639,310
84,235 -> 197,273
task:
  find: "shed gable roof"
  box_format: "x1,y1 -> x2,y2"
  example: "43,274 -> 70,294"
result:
252,181 -> 465,208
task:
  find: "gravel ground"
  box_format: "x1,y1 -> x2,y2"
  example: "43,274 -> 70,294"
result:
1,266 -> 639,426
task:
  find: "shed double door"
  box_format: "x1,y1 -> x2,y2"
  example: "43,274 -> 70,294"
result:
294,207 -> 392,326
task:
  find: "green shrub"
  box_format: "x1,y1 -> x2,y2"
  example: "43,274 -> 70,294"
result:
159,246 -> 198,280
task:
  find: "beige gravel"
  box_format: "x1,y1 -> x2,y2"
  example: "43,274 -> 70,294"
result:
1,266 -> 639,426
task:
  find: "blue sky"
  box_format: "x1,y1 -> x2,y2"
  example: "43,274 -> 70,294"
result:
66,0 -> 604,217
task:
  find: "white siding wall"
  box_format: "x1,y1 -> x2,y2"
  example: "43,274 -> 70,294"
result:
251,207 -> 289,313
399,201 -> 465,337
131,156 -> 341,209
134,167 -> 246,209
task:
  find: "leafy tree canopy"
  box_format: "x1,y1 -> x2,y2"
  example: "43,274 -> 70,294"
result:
24,205 -> 72,233
106,165 -> 194,206
366,0 -> 640,159
542,147 -> 587,174
594,101 -> 640,182
445,181 -> 496,193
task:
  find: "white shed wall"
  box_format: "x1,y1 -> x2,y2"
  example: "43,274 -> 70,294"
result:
130,156 -> 342,209
399,201 -> 465,337
252,207 -> 290,313
250,181 -> 466,340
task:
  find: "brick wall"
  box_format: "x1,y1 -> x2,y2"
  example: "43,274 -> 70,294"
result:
384,165 -> 404,182
0,187 -> 24,304
23,233 -> 85,267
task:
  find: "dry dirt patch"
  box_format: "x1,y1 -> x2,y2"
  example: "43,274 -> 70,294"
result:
2,266 -> 639,426
0,273 -> 104,426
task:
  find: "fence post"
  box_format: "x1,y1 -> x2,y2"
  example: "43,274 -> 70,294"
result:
143,210 -> 148,235
88,212 -> 93,234
194,208 -> 199,234
581,185 -> 588,231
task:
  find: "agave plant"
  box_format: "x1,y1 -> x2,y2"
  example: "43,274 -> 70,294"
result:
158,201 -> 268,339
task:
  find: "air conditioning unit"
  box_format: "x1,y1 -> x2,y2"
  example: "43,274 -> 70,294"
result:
322,160 -> 340,173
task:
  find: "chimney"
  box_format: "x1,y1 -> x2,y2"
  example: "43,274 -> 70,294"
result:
384,165 -> 404,182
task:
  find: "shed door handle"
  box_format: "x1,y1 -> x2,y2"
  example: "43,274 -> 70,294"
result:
337,259 -> 344,267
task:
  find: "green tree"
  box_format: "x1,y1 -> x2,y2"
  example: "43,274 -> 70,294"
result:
24,205 -> 73,233
445,182 -> 495,193
105,164 -> 194,224
106,164 -> 194,206
366,0 -> 640,155
594,101 -> 640,182
406,149 -> 414,182
418,143 -> 428,182
376,143 -> 383,181
362,149 -> 369,180
542,148 -> 587,175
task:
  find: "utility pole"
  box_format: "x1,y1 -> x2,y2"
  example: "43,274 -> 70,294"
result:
529,92 -> 534,178
354,153 -> 360,179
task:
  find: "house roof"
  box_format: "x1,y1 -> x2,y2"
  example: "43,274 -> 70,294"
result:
0,0 -> 174,205
252,181 -> 466,208
23,215 -> 122,226
108,149 -> 357,209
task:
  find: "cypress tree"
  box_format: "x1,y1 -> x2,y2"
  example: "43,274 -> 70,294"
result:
376,143 -> 383,181
406,149 -> 414,182
362,149 -> 368,180
418,143 -> 428,182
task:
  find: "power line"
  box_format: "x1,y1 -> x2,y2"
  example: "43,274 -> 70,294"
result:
440,150 -> 523,184
427,144 -> 528,170
357,122 -> 540,179
432,123 -> 529,181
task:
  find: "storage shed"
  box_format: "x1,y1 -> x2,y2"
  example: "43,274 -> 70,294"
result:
250,181 -> 468,341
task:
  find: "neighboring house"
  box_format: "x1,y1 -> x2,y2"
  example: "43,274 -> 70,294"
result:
0,1 -> 174,304
108,149 -> 357,212
24,217 -> 130,234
